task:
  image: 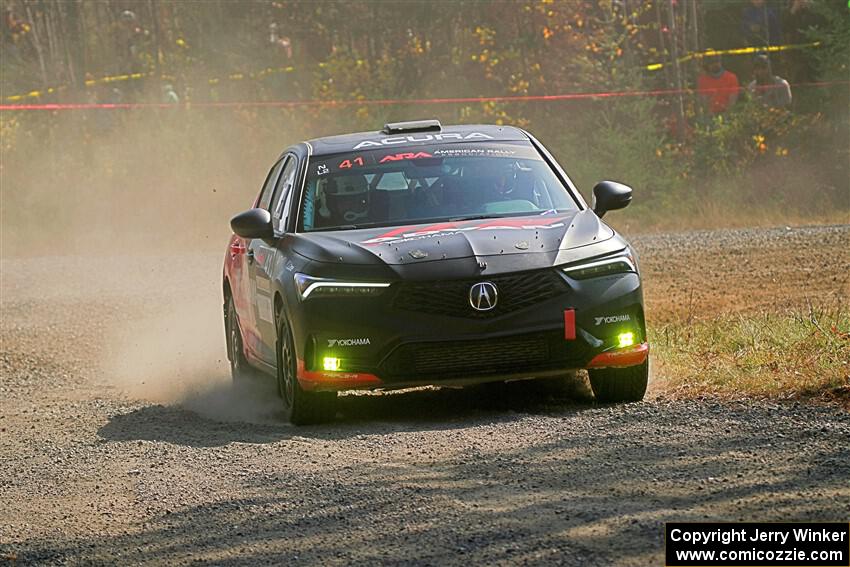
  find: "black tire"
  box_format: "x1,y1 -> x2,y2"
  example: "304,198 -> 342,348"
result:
588,361 -> 648,403
225,296 -> 255,382
275,311 -> 335,425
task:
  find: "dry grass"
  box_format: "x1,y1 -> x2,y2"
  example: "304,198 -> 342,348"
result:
616,208 -> 850,235
650,301 -> 850,408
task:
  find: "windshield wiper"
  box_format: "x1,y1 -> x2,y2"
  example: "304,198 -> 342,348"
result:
319,225 -> 359,232
447,215 -> 501,222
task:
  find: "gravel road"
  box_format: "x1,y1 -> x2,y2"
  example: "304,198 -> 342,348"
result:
1,225 -> 849,565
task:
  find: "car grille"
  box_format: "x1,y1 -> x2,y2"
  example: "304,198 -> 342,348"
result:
380,331 -> 592,381
391,269 -> 567,318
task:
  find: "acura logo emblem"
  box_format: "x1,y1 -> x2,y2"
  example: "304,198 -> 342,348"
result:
469,282 -> 498,311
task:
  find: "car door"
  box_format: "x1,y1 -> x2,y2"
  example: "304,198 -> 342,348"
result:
247,154 -> 298,363
237,157 -> 286,362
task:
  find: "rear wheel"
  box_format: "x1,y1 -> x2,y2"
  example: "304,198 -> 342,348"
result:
588,361 -> 648,403
276,311 -> 335,425
225,296 -> 254,382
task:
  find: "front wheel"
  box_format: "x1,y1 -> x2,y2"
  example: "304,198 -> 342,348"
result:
225,296 -> 255,382
588,361 -> 648,403
276,312 -> 335,425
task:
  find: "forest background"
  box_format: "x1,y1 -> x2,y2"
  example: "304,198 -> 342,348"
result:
1,0 -> 848,254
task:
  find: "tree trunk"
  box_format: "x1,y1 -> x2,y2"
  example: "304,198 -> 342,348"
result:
149,0 -> 162,79
667,0 -> 686,141
23,1 -> 50,90
63,0 -> 87,94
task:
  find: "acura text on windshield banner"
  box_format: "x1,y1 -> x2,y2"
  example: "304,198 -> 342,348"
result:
665,522 -> 850,567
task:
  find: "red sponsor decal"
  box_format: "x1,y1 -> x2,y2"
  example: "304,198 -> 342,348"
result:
361,216 -> 567,245
564,309 -> 576,340
339,156 -> 365,169
475,217 -> 565,229
379,151 -> 433,163
229,240 -> 246,257
365,221 -> 460,242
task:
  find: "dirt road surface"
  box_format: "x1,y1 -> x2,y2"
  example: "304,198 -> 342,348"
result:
2,225 -> 849,565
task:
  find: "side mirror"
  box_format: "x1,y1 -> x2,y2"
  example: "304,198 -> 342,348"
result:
230,208 -> 273,239
592,181 -> 633,218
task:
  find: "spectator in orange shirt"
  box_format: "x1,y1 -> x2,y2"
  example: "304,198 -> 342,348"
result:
697,53 -> 740,115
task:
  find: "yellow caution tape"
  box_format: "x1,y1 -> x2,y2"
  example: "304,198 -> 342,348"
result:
5,64 -> 302,102
4,40 -> 821,101
645,41 -> 821,71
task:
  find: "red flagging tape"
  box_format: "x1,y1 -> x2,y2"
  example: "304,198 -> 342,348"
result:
1,81 -> 846,111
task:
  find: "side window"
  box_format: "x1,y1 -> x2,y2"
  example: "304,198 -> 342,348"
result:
257,159 -> 285,210
270,156 -> 298,232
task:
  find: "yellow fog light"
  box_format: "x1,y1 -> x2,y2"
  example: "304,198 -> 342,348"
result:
323,357 -> 341,371
617,332 -> 635,348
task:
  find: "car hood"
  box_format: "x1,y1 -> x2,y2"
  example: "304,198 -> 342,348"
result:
289,210 -> 621,277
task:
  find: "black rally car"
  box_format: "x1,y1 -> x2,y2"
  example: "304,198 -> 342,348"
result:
223,120 -> 648,423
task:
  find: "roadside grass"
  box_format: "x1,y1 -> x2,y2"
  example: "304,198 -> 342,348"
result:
612,207 -> 850,236
649,302 -> 850,408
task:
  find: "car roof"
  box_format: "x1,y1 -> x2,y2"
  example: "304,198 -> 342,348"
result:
304,124 -> 530,156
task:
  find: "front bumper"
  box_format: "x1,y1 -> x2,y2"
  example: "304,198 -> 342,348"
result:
289,270 -> 647,392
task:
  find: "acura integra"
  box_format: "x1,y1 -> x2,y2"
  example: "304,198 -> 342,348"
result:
223,120 -> 648,423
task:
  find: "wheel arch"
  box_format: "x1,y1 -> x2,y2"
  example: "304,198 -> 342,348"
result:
274,291 -> 284,323
223,277 -> 232,302
273,288 -> 308,369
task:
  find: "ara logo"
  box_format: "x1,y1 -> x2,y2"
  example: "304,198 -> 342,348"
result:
327,338 -> 371,347
594,314 -> 631,326
380,152 -> 433,163
353,132 -> 494,150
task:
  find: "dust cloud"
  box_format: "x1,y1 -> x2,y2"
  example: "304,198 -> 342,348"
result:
0,107 -> 303,423
1,110 -> 289,258
101,281 -> 285,424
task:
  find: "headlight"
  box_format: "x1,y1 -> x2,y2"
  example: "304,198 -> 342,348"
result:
294,273 -> 391,300
561,250 -> 637,280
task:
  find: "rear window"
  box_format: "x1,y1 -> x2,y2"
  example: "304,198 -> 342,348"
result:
298,141 -> 578,232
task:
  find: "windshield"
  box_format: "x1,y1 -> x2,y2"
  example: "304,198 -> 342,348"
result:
298,141 -> 579,232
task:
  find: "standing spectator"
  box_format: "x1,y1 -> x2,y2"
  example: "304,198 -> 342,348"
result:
697,53 -> 740,115
741,0 -> 781,47
161,83 -> 179,104
3,8 -> 30,41
748,54 -> 792,108
118,10 -> 149,71
2,7 -> 30,60
269,22 -> 292,59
